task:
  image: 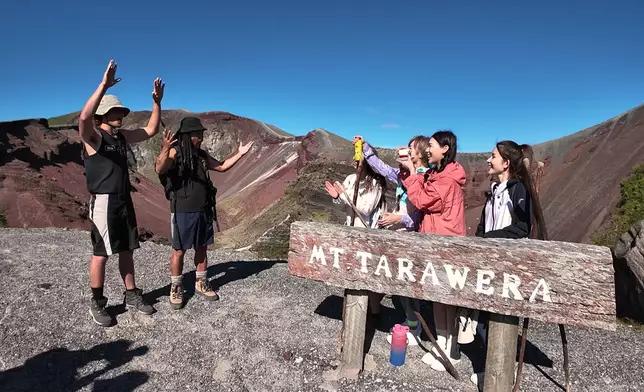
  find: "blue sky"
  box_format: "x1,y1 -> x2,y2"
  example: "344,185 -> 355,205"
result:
1,0 -> 642,152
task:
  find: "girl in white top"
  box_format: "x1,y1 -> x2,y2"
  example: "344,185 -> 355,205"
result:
333,172 -> 384,228
324,163 -> 387,316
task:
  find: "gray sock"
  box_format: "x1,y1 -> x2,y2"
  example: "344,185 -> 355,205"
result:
171,275 -> 182,285
196,271 -> 207,280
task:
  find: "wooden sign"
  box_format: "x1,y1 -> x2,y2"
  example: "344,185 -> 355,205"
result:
288,221 -> 616,331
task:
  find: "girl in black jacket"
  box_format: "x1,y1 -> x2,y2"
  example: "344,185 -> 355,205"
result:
470,140 -> 548,388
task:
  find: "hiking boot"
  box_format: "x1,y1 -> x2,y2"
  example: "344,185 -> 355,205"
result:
89,297 -> 112,327
169,283 -> 184,310
195,278 -> 219,301
123,288 -> 155,315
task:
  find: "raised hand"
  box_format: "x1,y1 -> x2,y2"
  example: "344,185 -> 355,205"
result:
238,140 -> 255,155
398,156 -> 415,174
161,128 -> 177,151
152,78 -> 165,103
102,60 -> 121,88
325,180 -> 339,198
353,135 -> 364,144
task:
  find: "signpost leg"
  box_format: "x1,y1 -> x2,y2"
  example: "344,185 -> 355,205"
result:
559,324 -> 571,392
340,289 -> 369,377
513,318 -> 530,392
484,313 -> 520,392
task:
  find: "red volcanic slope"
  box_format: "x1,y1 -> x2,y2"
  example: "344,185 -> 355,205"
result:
2,104 -> 644,247
459,104 -> 644,243
0,119 -> 170,238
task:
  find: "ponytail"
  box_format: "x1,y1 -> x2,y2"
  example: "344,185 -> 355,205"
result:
496,141 -> 548,240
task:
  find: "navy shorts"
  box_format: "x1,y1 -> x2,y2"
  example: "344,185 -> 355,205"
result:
170,211 -> 214,250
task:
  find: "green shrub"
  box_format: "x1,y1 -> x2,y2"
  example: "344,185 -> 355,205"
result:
0,207 -> 6,227
592,163 -> 644,248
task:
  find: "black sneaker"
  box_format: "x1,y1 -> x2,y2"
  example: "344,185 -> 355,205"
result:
89,297 -> 112,327
123,288 -> 155,315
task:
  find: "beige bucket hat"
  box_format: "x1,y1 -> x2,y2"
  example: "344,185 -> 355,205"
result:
96,94 -> 131,116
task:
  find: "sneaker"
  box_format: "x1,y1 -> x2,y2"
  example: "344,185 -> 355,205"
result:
89,297 -> 112,327
169,283 -> 184,310
195,278 -> 219,301
123,288 -> 155,315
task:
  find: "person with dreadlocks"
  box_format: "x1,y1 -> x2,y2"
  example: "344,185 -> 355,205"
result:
155,117 -> 254,310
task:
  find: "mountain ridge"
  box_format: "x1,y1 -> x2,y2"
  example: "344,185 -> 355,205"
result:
2,104 -> 644,252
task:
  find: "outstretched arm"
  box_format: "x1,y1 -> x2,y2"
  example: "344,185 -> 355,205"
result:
362,142 -> 400,184
123,78 -> 165,144
78,60 -> 121,151
209,140 -> 254,172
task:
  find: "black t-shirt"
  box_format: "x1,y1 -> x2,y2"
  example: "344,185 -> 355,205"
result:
83,128 -> 132,195
164,148 -> 218,213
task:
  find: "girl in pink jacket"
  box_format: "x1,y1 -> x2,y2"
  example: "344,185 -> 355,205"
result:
399,130 -> 466,371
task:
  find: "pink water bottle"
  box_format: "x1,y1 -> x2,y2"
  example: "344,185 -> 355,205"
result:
389,323 -> 409,366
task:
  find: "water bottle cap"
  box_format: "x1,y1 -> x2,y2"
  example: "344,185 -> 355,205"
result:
393,323 -> 410,333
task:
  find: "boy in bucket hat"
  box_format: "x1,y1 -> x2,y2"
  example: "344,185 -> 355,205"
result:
155,116 -> 253,309
78,59 -> 165,326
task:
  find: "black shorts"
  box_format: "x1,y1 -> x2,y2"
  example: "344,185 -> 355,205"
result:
89,193 -> 140,256
170,210 -> 214,250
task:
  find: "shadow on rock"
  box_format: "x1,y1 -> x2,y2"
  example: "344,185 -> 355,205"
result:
144,260 -> 285,306
0,339 -> 149,392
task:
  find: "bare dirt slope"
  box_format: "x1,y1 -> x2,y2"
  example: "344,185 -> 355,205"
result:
0,119 -> 169,237
0,227 -> 642,392
531,105 -> 644,243
3,104 -> 644,249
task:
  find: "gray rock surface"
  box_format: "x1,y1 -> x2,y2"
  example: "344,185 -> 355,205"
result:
0,228 -> 642,391
614,220 -> 644,321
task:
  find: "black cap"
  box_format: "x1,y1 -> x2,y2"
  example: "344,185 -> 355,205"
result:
176,117 -> 206,134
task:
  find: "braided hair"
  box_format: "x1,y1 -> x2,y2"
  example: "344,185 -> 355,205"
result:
175,131 -> 202,188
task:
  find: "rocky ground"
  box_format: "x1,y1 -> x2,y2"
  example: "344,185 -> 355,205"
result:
0,228 -> 642,392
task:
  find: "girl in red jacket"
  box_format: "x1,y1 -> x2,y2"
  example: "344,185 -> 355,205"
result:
399,130 -> 466,371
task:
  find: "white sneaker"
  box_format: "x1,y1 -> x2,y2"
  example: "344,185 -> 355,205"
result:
430,354 -> 461,371
471,372 -> 484,389
429,334 -> 461,372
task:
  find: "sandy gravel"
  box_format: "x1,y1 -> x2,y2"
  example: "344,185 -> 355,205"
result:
0,228 -> 642,392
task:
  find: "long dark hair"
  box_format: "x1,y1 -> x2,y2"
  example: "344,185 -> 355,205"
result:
496,140 -> 548,240
430,130 -> 458,172
175,132 -> 202,187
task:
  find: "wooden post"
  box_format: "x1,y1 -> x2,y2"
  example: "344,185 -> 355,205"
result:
338,139 -> 367,373
340,289 -> 369,377
484,314 -> 520,392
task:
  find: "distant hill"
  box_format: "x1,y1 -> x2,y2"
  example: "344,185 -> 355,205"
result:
2,105 -> 644,255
